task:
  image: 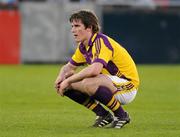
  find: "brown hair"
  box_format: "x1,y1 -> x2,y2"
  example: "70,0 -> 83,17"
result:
69,10 -> 100,33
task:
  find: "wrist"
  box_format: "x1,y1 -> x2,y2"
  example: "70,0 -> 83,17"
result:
64,78 -> 71,85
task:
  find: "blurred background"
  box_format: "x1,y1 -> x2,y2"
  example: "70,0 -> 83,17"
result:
0,0 -> 180,64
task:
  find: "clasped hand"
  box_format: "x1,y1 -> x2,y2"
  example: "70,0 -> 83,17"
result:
55,79 -> 70,96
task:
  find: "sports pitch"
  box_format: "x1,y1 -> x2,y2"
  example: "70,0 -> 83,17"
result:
0,65 -> 180,137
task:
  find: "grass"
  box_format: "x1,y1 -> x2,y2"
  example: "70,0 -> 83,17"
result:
0,64 -> 180,137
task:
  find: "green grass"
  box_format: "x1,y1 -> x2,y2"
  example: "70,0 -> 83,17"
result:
0,64 -> 180,137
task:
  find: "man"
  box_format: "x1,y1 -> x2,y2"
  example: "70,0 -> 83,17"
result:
55,10 -> 140,129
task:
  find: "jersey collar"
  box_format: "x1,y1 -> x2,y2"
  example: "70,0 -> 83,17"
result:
88,33 -> 98,47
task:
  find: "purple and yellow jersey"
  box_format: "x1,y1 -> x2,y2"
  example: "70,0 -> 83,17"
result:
69,33 -> 140,88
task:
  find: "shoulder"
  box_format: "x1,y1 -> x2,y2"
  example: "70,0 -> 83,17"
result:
96,33 -> 114,51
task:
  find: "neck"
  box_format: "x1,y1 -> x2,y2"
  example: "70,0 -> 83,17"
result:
82,39 -> 88,46
82,32 -> 93,46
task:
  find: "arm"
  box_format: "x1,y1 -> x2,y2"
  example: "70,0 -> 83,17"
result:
58,62 -> 103,96
54,62 -> 77,91
66,62 -> 103,83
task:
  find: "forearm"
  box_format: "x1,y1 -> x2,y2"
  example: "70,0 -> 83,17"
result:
58,63 -> 76,78
65,67 -> 91,83
55,63 -> 76,86
65,63 -> 103,84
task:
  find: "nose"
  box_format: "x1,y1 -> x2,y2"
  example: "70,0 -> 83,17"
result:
71,27 -> 75,33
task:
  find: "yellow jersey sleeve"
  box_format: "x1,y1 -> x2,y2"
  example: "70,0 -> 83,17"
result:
69,45 -> 86,66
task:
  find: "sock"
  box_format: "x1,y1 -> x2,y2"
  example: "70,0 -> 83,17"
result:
92,86 -> 125,118
64,89 -> 108,116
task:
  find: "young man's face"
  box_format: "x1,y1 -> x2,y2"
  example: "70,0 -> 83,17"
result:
71,19 -> 91,44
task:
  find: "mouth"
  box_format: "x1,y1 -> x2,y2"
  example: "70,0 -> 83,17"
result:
73,34 -> 78,38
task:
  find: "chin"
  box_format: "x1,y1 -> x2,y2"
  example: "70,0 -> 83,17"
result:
75,39 -> 81,43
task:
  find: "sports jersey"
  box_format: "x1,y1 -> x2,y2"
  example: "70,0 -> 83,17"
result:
69,33 -> 139,88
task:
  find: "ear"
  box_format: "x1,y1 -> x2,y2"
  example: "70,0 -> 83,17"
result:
86,26 -> 92,32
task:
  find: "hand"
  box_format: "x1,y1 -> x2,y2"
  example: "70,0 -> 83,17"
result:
54,75 -> 65,92
58,79 -> 70,96
54,81 -> 61,92
54,70 -> 74,92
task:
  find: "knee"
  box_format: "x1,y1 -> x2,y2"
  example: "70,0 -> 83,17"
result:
81,79 -> 92,91
81,79 -> 97,95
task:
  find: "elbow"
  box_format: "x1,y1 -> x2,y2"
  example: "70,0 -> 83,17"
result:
90,71 -> 99,77
88,63 -> 103,77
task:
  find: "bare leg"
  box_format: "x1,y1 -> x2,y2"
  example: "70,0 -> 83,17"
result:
70,74 -> 117,96
69,74 -> 126,119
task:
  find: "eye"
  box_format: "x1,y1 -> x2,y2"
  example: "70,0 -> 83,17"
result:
74,24 -> 80,27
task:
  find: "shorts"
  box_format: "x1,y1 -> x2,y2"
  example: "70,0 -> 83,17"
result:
107,75 -> 137,105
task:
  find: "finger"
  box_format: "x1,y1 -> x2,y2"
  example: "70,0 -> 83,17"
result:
55,78 -> 62,85
55,86 -> 60,92
57,88 -> 60,94
55,81 -> 61,86
55,84 -> 60,89
57,81 -> 62,85
55,83 -> 61,91
58,89 -> 64,97
57,87 -> 63,96
55,80 -> 62,87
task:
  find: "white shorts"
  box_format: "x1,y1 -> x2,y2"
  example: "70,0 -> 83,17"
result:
107,75 -> 137,105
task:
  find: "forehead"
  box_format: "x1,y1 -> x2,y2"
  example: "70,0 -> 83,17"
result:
71,19 -> 83,25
